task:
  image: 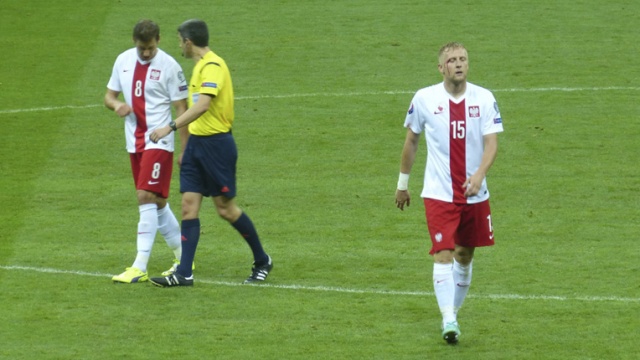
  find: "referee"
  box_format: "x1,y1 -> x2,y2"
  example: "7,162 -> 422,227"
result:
149,19 -> 272,287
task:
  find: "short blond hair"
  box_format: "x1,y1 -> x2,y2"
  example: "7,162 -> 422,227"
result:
438,42 -> 466,63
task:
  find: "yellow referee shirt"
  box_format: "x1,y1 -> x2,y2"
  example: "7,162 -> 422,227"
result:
187,51 -> 234,135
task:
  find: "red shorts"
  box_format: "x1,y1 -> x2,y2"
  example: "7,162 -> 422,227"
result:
423,198 -> 495,255
129,149 -> 173,199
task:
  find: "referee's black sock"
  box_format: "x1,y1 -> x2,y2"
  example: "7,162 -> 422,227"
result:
177,218 -> 200,277
231,212 -> 269,265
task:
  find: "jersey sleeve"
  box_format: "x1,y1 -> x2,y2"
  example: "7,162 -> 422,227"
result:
482,92 -> 504,135
198,62 -> 224,97
403,92 -> 425,134
168,62 -> 188,101
106,55 -> 122,92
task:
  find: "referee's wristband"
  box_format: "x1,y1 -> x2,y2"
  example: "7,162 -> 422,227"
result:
397,173 -> 409,191
169,120 -> 178,131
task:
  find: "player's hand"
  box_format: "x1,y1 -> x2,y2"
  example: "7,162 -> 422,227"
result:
150,126 -> 172,144
114,102 -> 132,117
395,189 -> 410,211
463,176 -> 480,197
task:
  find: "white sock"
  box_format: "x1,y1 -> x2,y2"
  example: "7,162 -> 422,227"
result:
132,203 -> 158,272
433,262 -> 456,325
453,259 -> 473,316
157,203 -> 182,261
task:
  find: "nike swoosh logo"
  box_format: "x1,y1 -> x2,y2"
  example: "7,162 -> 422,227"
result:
123,69 -> 130,72
148,181 -> 159,185
436,279 -> 448,284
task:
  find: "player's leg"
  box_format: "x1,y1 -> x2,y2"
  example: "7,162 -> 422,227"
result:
212,195 -> 272,283
203,133 -> 271,283
425,198 -> 462,343
132,150 -> 175,272
113,153 -> 156,283
433,249 -> 456,325
131,189 -> 160,273
111,190 -> 157,283
452,245 -> 475,316
149,191 -> 201,288
213,195 -> 268,262
142,150 -> 182,267
149,139 -> 204,287
157,201 -> 180,261
174,191 -> 203,278
453,200 -> 494,309
157,198 -> 190,276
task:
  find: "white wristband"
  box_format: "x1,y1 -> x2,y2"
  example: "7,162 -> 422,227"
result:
397,173 -> 409,191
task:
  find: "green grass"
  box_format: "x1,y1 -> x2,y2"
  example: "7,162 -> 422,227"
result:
1,0 -> 639,359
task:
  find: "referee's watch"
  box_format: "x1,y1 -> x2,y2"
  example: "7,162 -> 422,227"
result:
169,121 -> 177,131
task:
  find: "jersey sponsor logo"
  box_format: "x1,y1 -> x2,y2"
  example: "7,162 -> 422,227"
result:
150,69 -> 161,81
468,106 -> 480,118
202,82 -> 217,88
408,103 -> 414,114
179,85 -> 188,91
493,117 -> 502,124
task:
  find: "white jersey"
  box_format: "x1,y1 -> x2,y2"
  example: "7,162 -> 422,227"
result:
404,82 -> 503,204
107,48 -> 188,153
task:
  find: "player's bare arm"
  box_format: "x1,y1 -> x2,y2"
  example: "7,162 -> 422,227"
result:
171,99 -> 189,165
104,89 -> 132,117
150,94 -> 212,143
395,129 -> 420,211
463,133 -> 498,197
173,99 -> 188,118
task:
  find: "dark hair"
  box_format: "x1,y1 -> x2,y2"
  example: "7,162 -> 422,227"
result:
133,19 -> 160,42
177,19 -> 209,47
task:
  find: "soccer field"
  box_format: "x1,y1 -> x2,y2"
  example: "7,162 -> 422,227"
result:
1,1 -> 639,359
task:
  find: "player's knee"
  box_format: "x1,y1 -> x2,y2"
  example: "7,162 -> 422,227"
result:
216,205 -> 241,222
433,250 -> 454,264
216,206 -> 232,221
181,207 -> 198,220
180,198 -> 200,219
454,247 -> 474,265
136,190 -> 157,205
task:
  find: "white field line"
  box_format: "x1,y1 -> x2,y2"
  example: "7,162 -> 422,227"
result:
1,264 -> 638,303
1,86 -> 638,115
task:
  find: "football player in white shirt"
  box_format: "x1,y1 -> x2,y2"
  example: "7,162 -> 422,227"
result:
395,42 -> 504,344
104,20 -> 188,284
